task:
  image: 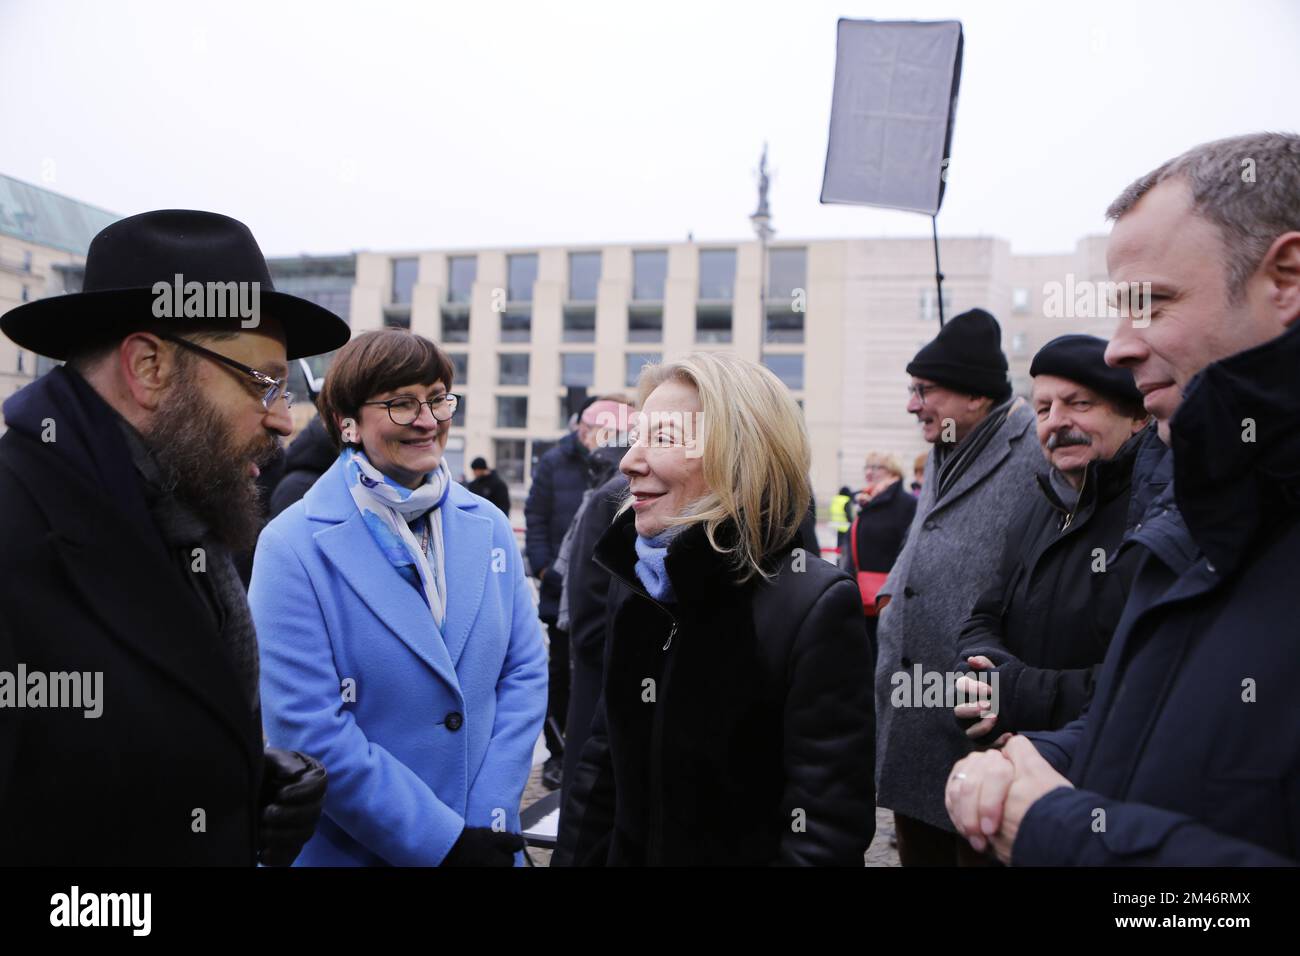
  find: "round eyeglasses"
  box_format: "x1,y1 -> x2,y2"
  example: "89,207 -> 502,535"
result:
361,393 -> 458,426
157,331 -> 293,411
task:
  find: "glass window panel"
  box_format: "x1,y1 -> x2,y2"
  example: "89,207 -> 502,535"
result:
561,353 -> 595,387
498,353 -> 530,386
695,306 -> 732,343
496,396 -> 528,428
767,248 -> 806,299
632,250 -> 667,301
698,249 -> 736,301
442,309 -> 470,342
448,256 -> 477,304
628,307 -> 662,343
494,438 -> 526,484
763,353 -> 804,391
500,308 -> 531,342
507,254 -> 538,302
391,257 -> 418,305
563,306 -> 595,343
447,353 -> 468,387
765,305 -> 804,344
568,252 -> 601,301
625,352 -> 661,388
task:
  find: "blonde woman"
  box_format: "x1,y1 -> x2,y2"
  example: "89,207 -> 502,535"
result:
554,352 -> 875,866
849,451 -> 918,662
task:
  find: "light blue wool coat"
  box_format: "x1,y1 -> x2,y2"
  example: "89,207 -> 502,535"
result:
249,457 -> 548,866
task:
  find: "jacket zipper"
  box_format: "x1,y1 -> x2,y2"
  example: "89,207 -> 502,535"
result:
1061,465 -> 1089,532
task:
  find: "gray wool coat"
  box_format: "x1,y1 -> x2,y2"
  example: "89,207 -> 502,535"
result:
874,400 -> 1047,831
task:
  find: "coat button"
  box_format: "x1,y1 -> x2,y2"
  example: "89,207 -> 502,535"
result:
904,586 -> 917,598
923,520 -> 937,531
901,656 -> 913,668
444,712 -> 463,731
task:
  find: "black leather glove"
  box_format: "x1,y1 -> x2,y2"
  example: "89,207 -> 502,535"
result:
440,826 -> 525,867
258,748 -> 328,867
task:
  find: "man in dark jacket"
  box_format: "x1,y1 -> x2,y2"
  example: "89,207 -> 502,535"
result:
951,335 -> 1150,741
946,132 -> 1300,865
270,414 -> 335,518
464,455 -> 511,516
0,209 -> 335,865
525,410 -> 597,787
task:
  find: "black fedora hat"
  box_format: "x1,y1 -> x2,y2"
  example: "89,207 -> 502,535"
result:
1,209 -> 351,360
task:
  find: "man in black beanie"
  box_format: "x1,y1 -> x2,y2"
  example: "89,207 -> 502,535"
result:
950,334 -> 1151,760
873,307 -> 1047,865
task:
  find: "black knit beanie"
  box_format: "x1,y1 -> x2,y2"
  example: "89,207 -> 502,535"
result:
1029,334 -> 1143,412
906,308 -> 1011,402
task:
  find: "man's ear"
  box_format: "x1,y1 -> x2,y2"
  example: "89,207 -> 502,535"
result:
118,332 -> 178,412
1263,231 -> 1300,328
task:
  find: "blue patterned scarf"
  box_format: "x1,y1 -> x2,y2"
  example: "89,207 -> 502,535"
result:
634,527 -> 682,602
342,448 -> 451,627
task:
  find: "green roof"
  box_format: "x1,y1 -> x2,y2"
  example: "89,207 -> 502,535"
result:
0,174 -> 119,255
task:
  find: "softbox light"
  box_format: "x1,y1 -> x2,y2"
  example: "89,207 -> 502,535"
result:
820,18 -> 964,215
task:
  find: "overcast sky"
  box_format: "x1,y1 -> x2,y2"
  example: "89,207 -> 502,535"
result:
2,0 -> 1297,258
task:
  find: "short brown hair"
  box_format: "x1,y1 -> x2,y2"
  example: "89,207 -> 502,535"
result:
318,329 -> 455,449
1106,132 -> 1300,298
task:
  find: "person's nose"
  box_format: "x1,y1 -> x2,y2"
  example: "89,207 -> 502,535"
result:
264,400 -> 293,438
1105,318 -> 1146,369
1043,400 -> 1070,435
411,401 -> 439,430
906,391 -> 923,415
621,439 -> 648,478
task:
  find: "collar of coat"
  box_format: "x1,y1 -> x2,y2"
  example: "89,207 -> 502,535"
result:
1171,320 -> 1300,577
1035,424 -> 1147,519
593,505 -> 799,607
300,457 -> 497,684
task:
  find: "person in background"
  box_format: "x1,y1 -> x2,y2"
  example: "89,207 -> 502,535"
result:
830,486 -> 854,563
874,308 -> 1046,866
465,455 -> 511,516
525,394 -> 620,790
552,398 -> 636,815
555,353 -> 875,866
911,453 -> 927,496
848,451 -> 916,666
270,413 -> 335,518
250,329 -> 547,866
951,334 -> 1150,748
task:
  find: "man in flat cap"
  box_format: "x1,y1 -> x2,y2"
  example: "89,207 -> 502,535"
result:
0,209 -> 348,864
873,307 -> 1047,865
949,334 -> 1151,750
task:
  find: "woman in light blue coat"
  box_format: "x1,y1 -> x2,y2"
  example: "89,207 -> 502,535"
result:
250,330 -> 547,866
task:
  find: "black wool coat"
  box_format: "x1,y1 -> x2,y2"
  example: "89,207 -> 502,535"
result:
953,427 -> 1149,736
0,367 -> 263,865
554,507 -> 876,866
850,480 -> 917,574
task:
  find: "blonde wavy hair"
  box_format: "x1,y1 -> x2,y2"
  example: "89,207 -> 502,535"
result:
628,352 -> 812,583
863,450 -> 906,480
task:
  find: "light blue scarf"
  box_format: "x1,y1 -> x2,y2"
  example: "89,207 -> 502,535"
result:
342,448 -> 451,627
634,527 -> 682,602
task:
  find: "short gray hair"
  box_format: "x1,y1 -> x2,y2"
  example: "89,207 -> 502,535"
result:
1106,132 -> 1300,297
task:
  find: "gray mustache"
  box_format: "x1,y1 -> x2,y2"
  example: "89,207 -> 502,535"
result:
1047,430 -> 1092,450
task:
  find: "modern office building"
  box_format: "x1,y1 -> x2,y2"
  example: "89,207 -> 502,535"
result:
0,174 -> 118,406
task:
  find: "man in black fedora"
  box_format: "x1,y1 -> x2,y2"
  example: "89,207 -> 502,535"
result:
0,209 -> 347,865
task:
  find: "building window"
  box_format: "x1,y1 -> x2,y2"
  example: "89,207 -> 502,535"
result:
768,247 -> 806,299
16,350 -> 25,374
563,306 -> 595,343
698,248 -> 736,301
633,250 -> 668,301
383,310 -> 411,330
391,258 -> 418,305
507,254 -> 538,303
628,306 -> 662,343
498,353 -> 530,386
20,285 -> 30,303
496,396 -> 528,429
21,250 -> 32,273
765,305 -> 804,344
448,256 -> 476,304
695,305 -> 732,344
500,308 -> 531,343
763,353 -> 804,391
919,288 -> 953,322
568,251 -> 601,301
442,309 -> 470,342
1012,287 -> 1030,313
447,353 -> 468,386
1012,332 -> 1027,355
561,353 -> 595,387
626,352 -> 661,388
494,439 -> 526,484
